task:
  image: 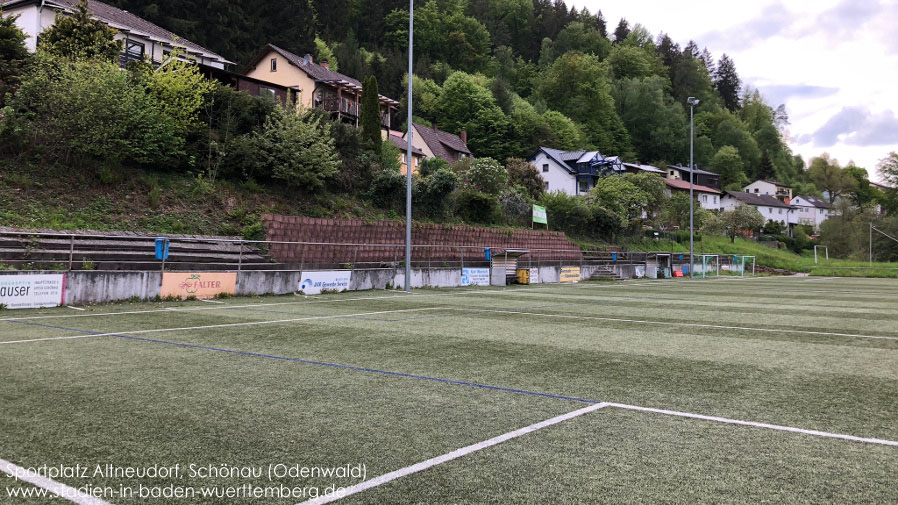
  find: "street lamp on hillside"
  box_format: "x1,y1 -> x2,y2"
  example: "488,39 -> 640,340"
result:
687,96 -> 700,279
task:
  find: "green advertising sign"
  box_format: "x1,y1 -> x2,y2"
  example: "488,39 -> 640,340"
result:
532,204 -> 547,224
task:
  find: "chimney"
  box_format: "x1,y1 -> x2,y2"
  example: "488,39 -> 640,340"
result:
432,122 -> 438,131
460,130 -> 467,144
303,53 -> 313,64
320,60 -> 329,69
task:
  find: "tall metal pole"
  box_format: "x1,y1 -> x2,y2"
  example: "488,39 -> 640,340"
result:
870,221 -> 873,266
688,99 -> 695,279
404,0 -> 414,292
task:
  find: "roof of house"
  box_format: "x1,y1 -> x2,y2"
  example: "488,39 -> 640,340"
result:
760,179 -> 791,188
622,162 -> 665,174
664,179 -> 721,194
413,123 -> 472,161
246,44 -> 399,105
870,181 -> 891,190
668,164 -> 718,177
2,0 -> 231,64
388,135 -> 424,156
533,147 -> 626,175
723,191 -> 792,208
793,195 -> 832,209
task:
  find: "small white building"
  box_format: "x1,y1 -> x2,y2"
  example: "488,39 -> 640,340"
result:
721,191 -> 798,234
1,0 -> 231,68
664,179 -> 721,210
791,195 -> 832,230
743,180 -> 792,202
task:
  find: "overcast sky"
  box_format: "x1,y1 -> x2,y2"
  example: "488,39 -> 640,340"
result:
571,0 -> 898,181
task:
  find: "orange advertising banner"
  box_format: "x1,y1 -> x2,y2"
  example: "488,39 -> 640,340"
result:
160,272 -> 237,300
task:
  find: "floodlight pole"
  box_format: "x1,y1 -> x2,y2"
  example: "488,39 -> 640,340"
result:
404,0 -> 414,292
687,97 -> 699,279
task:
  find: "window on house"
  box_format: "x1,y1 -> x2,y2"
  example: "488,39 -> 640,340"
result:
578,180 -> 589,193
820,209 -> 824,215
754,188 -> 759,193
401,153 -> 407,164
259,87 -> 276,99
125,40 -> 144,61
713,196 -> 718,204
701,195 -> 708,203
779,208 -> 783,214
542,164 -> 549,173
415,157 -> 420,167
271,58 -> 277,72
544,181 -> 549,190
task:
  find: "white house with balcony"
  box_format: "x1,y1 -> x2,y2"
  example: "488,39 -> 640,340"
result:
791,195 -> 831,230
743,180 -> 793,203
1,0 -> 231,68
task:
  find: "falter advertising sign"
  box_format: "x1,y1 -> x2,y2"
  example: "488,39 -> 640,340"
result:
160,272 -> 237,299
0,274 -> 66,309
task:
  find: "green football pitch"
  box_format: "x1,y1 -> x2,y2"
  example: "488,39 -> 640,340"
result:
1,276 -> 897,504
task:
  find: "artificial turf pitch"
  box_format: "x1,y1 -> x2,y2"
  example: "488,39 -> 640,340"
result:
1,276 -> 897,504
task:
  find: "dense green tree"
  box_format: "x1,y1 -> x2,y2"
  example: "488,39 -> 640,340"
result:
703,205 -> 765,243
536,52 -> 631,155
314,36 -> 338,71
553,21 -> 610,59
843,165 -> 877,207
714,54 -> 741,111
40,0 -> 121,62
612,18 -> 630,43
612,76 -> 688,163
709,145 -> 747,189
465,157 -> 507,194
360,75 -> 382,152
0,12 -> 30,105
756,150 -> 776,180
809,154 -> 856,203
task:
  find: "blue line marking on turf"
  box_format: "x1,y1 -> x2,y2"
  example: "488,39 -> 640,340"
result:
5,319 -> 599,405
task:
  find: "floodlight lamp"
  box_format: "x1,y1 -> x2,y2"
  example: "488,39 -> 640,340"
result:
687,97 -> 699,106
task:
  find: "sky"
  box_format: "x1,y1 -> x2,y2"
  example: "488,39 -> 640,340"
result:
571,0 -> 898,182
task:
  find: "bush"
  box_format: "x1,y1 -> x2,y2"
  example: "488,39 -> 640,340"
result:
453,189 -> 499,224
419,157 -> 449,178
250,106 -> 340,189
329,121 -> 378,192
417,168 -> 458,217
11,54 -> 182,166
505,158 -> 544,200
539,191 -> 592,236
368,169 -> 406,209
465,157 -> 507,195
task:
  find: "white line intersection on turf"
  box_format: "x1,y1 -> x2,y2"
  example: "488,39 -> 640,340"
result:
297,402 -> 611,505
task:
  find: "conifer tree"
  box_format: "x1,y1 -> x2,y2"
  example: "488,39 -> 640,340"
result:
41,0 -> 121,61
0,11 -> 31,104
714,53 -> 742,111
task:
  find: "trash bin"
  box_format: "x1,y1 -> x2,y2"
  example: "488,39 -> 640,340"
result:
516,268 -> 530,285
681,264 -> 689,275
155,238 -> 170,260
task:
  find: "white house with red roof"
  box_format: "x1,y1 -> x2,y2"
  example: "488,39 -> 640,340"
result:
663,179 -> 721,210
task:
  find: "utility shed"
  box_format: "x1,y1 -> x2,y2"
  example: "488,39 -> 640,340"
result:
490,249 -> 530,286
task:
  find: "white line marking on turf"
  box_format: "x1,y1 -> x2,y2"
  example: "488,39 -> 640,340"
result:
0,307 -> 445,345
66,306 -> 86,311
0,457 -> 114,505
296,402 -> 610,505
605,403 -> 898,447
462,308 -> 898,341
199,299 -> 224,304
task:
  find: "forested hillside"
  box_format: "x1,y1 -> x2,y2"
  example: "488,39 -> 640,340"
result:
106,0 -> 802,190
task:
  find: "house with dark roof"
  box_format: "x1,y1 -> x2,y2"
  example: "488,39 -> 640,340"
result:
528,147 -> 623,196
667,164 -> 720,190
1,0 -> 231,68
387,134 -> 426,175
244,44 -> 399,129
790,195 -> 832,230
744,180 -> 793,203
405,123 -> 472,166
664,179 -> 721,210
722,190 -> 798,235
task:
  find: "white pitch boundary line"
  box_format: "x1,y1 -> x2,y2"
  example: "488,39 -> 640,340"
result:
462,308 -> 898,341
0,458 -> 114,505
0,307 -> 444,345
296,402 -> 610,505
66,306 -> 86,311
605,403 -> 898,447
199,299 -> 225,304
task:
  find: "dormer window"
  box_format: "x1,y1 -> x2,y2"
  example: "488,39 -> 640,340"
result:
271,58 -> 277,72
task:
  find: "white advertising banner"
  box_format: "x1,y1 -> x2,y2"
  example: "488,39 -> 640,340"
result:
461,268 -> 490,286
0,274 -> 66,309
529,268 -> 540,284
299,271 -> 352,295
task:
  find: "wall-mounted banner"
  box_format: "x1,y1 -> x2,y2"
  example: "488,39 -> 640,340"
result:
161,272 -> 237,299
529,267 -> 540,284
532,204 -> 547,224
0,274 -> 65,309
461,268 -> 490,286
560,266 -> 581,283
300,271 -> 352,295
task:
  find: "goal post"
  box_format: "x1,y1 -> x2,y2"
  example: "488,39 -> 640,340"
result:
696,254 -> 720,278
732,255 -> 756,277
